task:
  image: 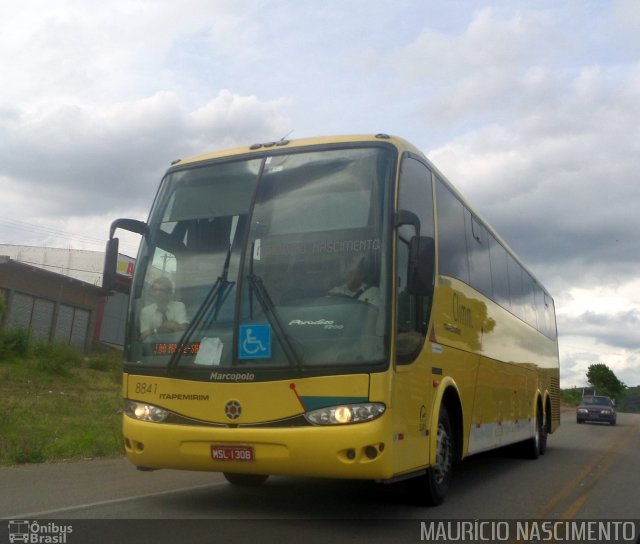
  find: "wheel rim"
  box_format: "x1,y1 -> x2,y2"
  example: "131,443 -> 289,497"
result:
433,421 -> 452,485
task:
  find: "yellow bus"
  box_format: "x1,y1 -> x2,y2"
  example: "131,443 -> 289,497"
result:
104,134 -> 559,505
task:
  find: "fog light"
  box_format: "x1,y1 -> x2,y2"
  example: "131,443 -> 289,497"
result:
364,446 -> 378,459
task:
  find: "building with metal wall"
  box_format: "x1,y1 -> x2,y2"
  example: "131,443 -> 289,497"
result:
0,245 -> 135,350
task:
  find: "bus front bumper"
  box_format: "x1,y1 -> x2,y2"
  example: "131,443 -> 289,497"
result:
123,414 -> 394,480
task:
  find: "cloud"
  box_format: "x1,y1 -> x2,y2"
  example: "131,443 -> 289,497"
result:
555,278 -> 640,386
0,90 -> 291,216
560,310 -> 640,352
0,0 -> 266,105
385,8 -> 563,125
560,338 -> 640,388
187,91 -> 291,148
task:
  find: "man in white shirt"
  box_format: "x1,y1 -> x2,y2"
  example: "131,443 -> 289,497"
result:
329,254 -> 379,306
140,276 -> 189,339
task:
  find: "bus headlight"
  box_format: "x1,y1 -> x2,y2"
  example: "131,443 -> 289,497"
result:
304,403 -> 386,425
125,400 -> 169,423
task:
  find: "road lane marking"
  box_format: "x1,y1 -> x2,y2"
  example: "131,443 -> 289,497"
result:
6,482 -> 227,519
559,424 -> 636,520
508,422 -> 638,544
539,422 -> 637,519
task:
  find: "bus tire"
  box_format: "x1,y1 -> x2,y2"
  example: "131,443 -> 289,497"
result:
409,404 -> 454,506
539,412 -> 548,455
523,409 -> 543,460
223,473 -> 269,486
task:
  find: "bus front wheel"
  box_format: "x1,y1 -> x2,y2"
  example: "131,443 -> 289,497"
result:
223,473 -> 269,486
409,404 -> 454,506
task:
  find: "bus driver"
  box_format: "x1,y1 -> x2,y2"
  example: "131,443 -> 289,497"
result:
140,276 -> 189,339
328,254 -> 379,306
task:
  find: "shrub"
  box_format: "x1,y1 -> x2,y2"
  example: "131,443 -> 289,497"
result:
561,388 -> 583,405
3,434 -> 48,464
33,341 -> 82,376
0,328 -> 31,361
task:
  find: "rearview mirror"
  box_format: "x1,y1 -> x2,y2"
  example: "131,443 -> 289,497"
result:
109,218 -> 147,239
395,209 -> 420,235
102,237 -> 120,292
102,218 -> 147,292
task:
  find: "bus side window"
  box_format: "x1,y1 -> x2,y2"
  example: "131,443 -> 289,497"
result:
396,156 -> 435,364
466,212 -> 492,299
488,233 -> 511,311
435,180 -> 469,284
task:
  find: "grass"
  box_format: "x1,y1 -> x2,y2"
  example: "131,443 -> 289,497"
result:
0,330 -> 124,465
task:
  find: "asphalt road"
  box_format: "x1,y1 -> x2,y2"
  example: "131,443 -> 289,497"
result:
1,408 -> 639,543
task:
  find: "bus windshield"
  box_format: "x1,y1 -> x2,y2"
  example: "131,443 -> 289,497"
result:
126,145 -> 394,378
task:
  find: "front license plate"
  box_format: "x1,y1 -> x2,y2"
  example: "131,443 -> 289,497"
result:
211,445 -> 255,462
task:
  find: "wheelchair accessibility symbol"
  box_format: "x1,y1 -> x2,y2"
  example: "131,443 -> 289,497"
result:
239,324 -> 272,359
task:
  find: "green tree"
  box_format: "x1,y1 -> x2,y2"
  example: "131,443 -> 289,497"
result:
586,363 -> 626,401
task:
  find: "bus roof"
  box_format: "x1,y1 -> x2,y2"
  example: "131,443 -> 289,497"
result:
168,134 -> 420,167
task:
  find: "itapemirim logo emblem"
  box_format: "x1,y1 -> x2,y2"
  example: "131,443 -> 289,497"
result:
7,520 -> 73,543
224,400 -> 242,420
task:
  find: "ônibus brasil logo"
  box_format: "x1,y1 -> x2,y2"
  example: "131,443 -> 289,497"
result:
7,521 -> 73,544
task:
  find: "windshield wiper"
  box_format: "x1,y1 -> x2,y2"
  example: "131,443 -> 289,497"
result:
167,277 -> 229,374
245,272 -> 302,368
245,240 -> 301,368
168,225 -> 237,374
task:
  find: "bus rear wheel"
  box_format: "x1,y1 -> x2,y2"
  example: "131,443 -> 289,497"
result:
539,413 -> 548,455
409,404 -> 454,506
523,409 -> 544,459
223,473 -> 269,486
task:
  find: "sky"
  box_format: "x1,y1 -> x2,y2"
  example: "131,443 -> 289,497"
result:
1,0 -> 639,387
